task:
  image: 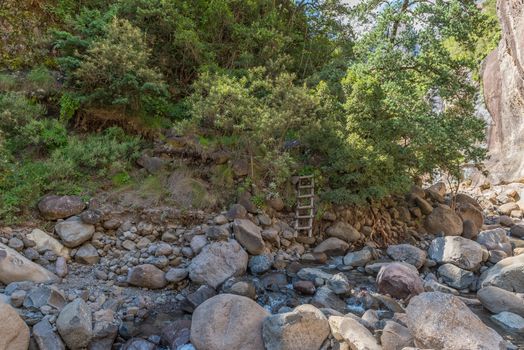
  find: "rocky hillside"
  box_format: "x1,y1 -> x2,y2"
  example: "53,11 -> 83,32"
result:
482,0 -> 524,184
1,180 -> 524,349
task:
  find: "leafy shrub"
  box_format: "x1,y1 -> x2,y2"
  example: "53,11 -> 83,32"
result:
59,92 -> 81,123
26,66 -> 56,91
0,92 -> 45,137
0,73 -> 17,91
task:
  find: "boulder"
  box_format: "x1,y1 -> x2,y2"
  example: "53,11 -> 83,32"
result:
23,285 -> 66,310
377,262 -> 424,300
424,206 -> 463,236
190,294 -> 269,350
477,228 -> 512,255
499,202 -> 519,216
328,316 -> 382,350
79,209 -> 102,224
161,319 -> 191,349
56,299 -> 93,350
0,243 -> 58,284
263,304 -> 330,350
413,195 -> 433,215
226,204 -> 247,220
455,193 -> 482,210
165,268 -> 188,283
479,254 -> 524,292
491,311 -> 524,333
437,263 -> 477,290
90,309 -> 119,350
312,286 -> 347,312
26,229 -> 70,258
127,264 -> 167,289
38,195 -> 85,220
428,236 -> 484,271
75,243 -> 99,265
181,285 -> 217,313
33,319 -> 65,350
381,320 -> 414,350
386,244 -> 426,269
326,221 -> 361,242
510,224 -> 524,238
477,286 -> 524,317
249,255 -> 273,274
189,240 -> 248,288
0,303 -> 30,350
327,272 -> 351,295
121,338 -> 156,350
55,216 -> 95,248
406,292 -> 505,350
313,237 -> 349,256
456,203 -> 483,238
343,247 -> 374,267
233,219 -> 265,255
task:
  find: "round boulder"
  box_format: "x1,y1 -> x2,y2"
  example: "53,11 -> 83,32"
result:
428,236 -> 484,271
424,206 -> 463,236
377,262 -> 424,299
38,195 -> 86,220
190,294 -> 270,350
127,264 -> 167,289
0,303 -> 30,350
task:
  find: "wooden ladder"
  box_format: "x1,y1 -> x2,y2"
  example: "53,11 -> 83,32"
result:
295,175 -> 314,237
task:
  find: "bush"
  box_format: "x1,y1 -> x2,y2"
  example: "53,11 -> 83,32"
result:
0,92 -> 45,138
26,66 -> 56,91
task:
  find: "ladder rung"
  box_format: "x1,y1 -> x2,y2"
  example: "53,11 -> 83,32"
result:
299,185 -> 314,189
297,205 -> 313,209
296,215 -> 313,219
298,194 -> 314,198
299,175 -> 314,179
297,226 -> 312,230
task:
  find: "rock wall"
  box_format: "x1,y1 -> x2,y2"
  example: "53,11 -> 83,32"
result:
482,0 -> 524,184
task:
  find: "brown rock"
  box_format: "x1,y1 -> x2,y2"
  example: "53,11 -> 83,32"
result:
38,195 -> 85,220
0,303 -> 30,350
127,264 -> 167,289
377,262 -> 424,300
190,294 -> 269,350
233,219 -> 265,255
313,238 -> 349,256
424,206 -> 463,236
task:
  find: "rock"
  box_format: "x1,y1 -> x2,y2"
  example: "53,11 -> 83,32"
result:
90,309 -> 119,350
206,225 -> 230,241
406,292 -> 505,350
293,280 -> 316,295
477,228 -> 512,255
326,221 -> 361,242
33,319 -> 65,350
297,268 -> 333,282
386,244 -> 426,269
499,202 -> 519,216
312,286 -> 347,311
190,294 -> 269,350
23,286 -> 66,310
136,154 -> 167,173
165,268 -> 188,283
456,202 -> 484,235
262,304 -> 330,350
189,240 -> 248,288
428,182 -> 446,196
122,240 -> 136,251
424,278 -> 459,295
26,229 -> 69,258
377,262 -> 424,299
327,273 -> 351,295
424,206 -> 463,236
226,204 -> 247,220
121,338 -> 156,350
249,255 -> 273,274
462,219 -> 478,240
8,237 -> 23,251
10,290 -> 26,307
0,243 -> 58,284
55,216 -> 95,248
261,272 -> 288,292
479,254 -> 524,292
79,209 -> 102,225
232,159 -> 249,177
413,195 -> 433,215
437,263 -> 476,290
511,224 -> 524,238
491,311 -> 524,333
127,264 -> 167,289
161,320 -> 191,349
328,316 -> 382,350
181,285 -> 217,313
38,195 -> 85,220
233,219 -> 265,255
343,247 -> 374,267
229,281 -> 256,299
381,320 -> 414,350
428,236 -> 484,271
56,299 -> 93,350
0,303 -> 30,350
267,197 -> 285,211
55,257 -> 67,278
75,243 -> 99,264
477,286 -> 524,317
489,249 -> 508,263
455,193 -> 482,210
313,238 -> 349,256
190,235 -> 207,255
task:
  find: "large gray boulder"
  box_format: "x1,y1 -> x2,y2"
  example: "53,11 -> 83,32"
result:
262,304 -> 330,350
477,286 -> 524,317
478,254 -> 524,292
406,292 -> 505,350
33,319 -> 65,350
38,195 -> 85,220
189,240 -> 248,288
0,303 -> 30,350
437,263 -> 477,290
127,264 -> 167,289
386,244 -> 426,269
424,206 -> 463,236
428,236 -> 484,271
377,262 -> 424,299
476,228 -> 512,255
190,294 -> 269,350
380,320 -> 414,350
0,243 -> 58,284
233,219 -> 265,255
56,298 -> 93,350
55,216 -> 95,248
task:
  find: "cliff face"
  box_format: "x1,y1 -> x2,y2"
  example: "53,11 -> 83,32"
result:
482,0 -> 524,183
